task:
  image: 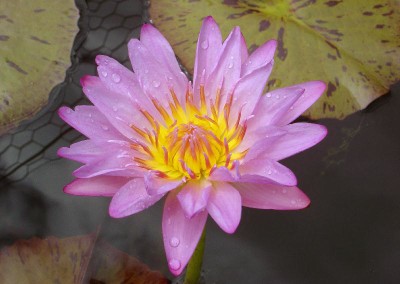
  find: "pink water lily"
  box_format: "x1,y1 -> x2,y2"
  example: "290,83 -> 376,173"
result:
58,16 -> 327,275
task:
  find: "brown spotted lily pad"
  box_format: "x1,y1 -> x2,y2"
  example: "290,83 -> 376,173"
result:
0,234 -> 168,283
0,0 -> 79,134
149,0 -> 400,119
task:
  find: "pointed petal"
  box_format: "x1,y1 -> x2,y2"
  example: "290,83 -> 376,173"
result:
241,40 -> 277,77
205,27 -> 242,104
193,16 -> 223,102
57,139 -> 128,163
177,180 -> 212,218
209,166 -> 238,182
128,39 -> 187,106
96,55 -> 160,120
144,171 -> 182,195
73,148 -> 140,178
233,182 -> 310,210
239,158 -> 297,186
263,123 -> 328,161
140,24 -> 187,95
109,178 -> 164,218
242,129 -> 287,162
275,81 -> 326,125
81,76 -> 149,140
64,176 -> 130,196
230,61 -> 274,122
207,182 -> 241,234
58,105 -> 125,140
162,191 -> 208,275
248,86 -> 304,130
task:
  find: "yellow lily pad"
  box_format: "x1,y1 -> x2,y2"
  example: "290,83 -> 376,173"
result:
0,234 -> 168,283
0,0 -> 79,134
149,0 -> 400,119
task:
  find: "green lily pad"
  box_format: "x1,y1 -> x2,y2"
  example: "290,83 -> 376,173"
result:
0,0 -> 79,134
149,0 -> 400,119
0,234 -> 168,283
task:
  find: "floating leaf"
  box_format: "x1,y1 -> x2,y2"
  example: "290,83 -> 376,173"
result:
0,234 -> 168,283
0,0 -> 79,134
149,0 -> 400,119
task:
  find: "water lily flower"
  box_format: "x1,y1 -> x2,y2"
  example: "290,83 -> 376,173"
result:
58,16 -> 327,275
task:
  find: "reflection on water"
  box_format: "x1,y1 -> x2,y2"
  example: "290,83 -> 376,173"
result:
1,0 -> 400,283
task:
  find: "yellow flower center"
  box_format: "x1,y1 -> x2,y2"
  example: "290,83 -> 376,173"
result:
131,86 -> 248,180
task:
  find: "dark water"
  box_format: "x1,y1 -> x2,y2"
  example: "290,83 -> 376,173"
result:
1,0 -> 399,283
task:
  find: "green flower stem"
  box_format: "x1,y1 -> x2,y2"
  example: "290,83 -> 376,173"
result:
184,228 -> 206,284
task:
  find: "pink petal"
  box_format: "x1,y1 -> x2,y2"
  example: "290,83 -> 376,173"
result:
140,24 -> 187,99
239,31 -> 249,66
205,27 -> 242,106
81,76 -> 149,141
109,178 -> 164,218
241,40 -> 277,77
207,182 -> 242,234
230,61 -> 274,122
57,139 -> 132,164
96,55 -> 160,120
274,81 -> 326,125
73,148 -> 141,178
58,105 -> 125,140
242,128 -> 286,162
144,171 -> 182,195
64,176 -> 130,196
209,166 -> 238,182
239,158 -> 297,186
262,123 -> 328,161
177,180 -> 212,218
193,16 -> 223,102
162,190 -> 208,276
128,39 -> 187,107
233,182 -> 310,210
248,86 -> 304,130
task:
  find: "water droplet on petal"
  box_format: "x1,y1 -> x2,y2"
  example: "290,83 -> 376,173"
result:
276,95 -> 280,99
289,106 -> 294,110
169,259 -> 181,271
152,80 -> 161,87
101,125 -> 109,131
66,109 -> 72,114
101,70 -> 108,77
144,69 -> 149,74
112,73 -> 121,83
228,61 -> 234,69
201,39 -> 209,49
169,237 -> 180,247
266,93 -> 272,98
267,169 -> 272,175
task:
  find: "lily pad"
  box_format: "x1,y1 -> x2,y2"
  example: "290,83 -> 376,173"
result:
0,234 -> 168,283
149,0 -> 400,119
0,0 -> 79,134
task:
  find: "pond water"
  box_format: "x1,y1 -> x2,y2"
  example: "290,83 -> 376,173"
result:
1,0 -> 399,283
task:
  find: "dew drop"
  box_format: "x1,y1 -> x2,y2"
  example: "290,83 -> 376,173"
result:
267,169 -> 272,175
266,93 -> 272,98
112,73 -> 121,83
66,109 -> 72,114
167,218 -> 172,225
169,259 -> 181,271
276,95 -> 280,99
88,113 -> 92,118
289,106 -> 294,110
112,106 -> 118,112
228,61 -> 234,69
101,125 -> 109,131
144,69 -> 149,74
201,39 -> 209,49
152,80 -> 161,87
101,70 -> 108,77
169,237 -> 180,247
